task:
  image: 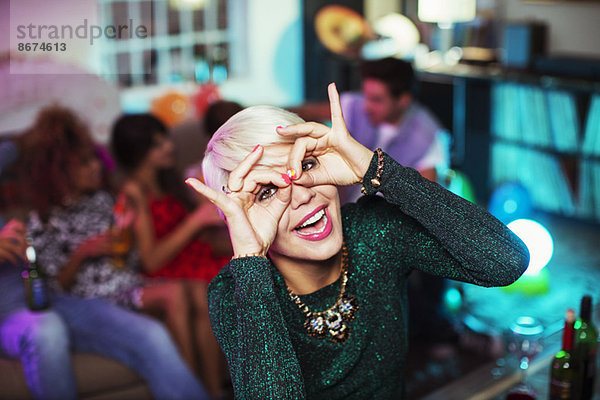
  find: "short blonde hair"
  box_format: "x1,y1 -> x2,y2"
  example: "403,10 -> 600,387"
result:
202,105 -> 304,192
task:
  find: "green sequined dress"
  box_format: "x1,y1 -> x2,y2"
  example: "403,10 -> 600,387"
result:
208,152 -> 529,399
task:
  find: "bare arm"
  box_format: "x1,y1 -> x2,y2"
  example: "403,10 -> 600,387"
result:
56,233 -> 113,289
123,182 -> 223,273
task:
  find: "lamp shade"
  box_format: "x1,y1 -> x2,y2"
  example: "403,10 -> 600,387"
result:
418,0 -> 476,24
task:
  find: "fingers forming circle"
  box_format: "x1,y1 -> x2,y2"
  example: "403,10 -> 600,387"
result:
239,169 -> 291,196
288,136 -> 319,181
227,145 -> 264,192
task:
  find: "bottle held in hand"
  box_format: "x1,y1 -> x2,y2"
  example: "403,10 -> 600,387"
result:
22,243 -> 50,311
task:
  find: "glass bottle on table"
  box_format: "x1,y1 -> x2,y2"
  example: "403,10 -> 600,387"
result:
574,295 -> 598,400
549,309 -> 580,400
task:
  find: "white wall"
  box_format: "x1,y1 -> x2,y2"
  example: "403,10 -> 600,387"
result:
501,0 -> 600,58
220,0 -> 304,107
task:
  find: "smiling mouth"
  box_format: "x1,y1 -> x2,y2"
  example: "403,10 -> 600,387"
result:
295,208 -> 328,236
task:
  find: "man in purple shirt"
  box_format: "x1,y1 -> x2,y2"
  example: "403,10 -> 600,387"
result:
338,57 -> 449,203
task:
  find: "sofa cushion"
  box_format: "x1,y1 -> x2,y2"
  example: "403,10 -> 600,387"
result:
0,353 -> 151,400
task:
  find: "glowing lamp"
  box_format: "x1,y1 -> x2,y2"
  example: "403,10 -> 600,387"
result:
443,286 -> 463,314
418,0 -> 476,64
418,0 -> 476,25
489,182 -> 533,224
507,219 -> 553,276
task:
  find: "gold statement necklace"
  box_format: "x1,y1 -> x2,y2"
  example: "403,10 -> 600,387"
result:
286,244 -> 358,344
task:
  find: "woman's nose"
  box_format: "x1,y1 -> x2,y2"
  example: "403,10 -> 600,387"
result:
290,183 -> 316,209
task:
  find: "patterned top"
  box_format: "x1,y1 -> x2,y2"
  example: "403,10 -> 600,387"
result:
145,194 -> 229,283
27,191 -> 143,308
208,152 -> 530,399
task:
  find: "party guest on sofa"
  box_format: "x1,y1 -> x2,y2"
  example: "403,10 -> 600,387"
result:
0,218 -> 78,400
19,105 -> 208,400
111,114 -> 228,398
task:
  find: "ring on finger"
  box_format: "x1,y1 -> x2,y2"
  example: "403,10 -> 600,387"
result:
222,184 -> 241,195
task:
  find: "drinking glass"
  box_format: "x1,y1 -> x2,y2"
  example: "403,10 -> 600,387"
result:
110,226 -> 132,268
505,316 -> 544,400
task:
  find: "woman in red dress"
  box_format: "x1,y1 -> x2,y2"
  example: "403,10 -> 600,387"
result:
111,114 -> 229,399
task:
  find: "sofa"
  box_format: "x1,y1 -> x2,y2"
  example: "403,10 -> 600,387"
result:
0,353 -> 152,400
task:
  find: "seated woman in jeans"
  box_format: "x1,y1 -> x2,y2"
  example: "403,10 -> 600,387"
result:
11,105 -> 208,400
0,218 -> 77,400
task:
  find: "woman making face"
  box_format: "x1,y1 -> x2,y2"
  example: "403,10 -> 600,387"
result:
187,84 -> 529,399
247,147 -> 344,291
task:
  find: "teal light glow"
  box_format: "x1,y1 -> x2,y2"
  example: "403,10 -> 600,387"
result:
443,287 -> 462,313
507,219 -> 553,276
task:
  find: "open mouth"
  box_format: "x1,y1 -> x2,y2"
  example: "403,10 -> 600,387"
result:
295,208 -> 327,235
293,206 -> 333,242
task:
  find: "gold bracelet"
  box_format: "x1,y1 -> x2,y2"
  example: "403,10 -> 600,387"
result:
231,252 -> 266,260
361,148 -> 384,194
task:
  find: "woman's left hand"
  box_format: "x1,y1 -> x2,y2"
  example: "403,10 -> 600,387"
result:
277,83 -> 373,187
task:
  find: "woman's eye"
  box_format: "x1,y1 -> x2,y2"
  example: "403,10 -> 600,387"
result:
258,185 -> 278,202
302,159 -> 316,172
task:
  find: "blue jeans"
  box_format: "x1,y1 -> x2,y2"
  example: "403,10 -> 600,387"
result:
0,267 -> 208,400
0,268 -> 77,400
0,308 -> 77,400
52,294 -> 208,400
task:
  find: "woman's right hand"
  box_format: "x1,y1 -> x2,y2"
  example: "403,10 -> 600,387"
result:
75,233 -> 114,259
186,145 -> 291,257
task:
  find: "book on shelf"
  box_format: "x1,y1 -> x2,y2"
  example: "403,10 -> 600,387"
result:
582,160 -> 600,221
491,142 -> 576,216
547,90 -> 579,153
491,82 -> 579,152
582,94 -> 600,157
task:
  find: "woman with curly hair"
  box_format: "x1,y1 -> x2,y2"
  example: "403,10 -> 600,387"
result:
20,105 -> 208,400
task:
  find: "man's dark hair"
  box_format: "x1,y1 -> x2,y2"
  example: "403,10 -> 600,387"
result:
360,57 -> 414,97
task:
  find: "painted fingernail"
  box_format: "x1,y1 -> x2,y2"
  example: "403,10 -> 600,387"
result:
287,169 -> 297,180
252,144 -> 261,152
185,179 -> 198,190
281,173 -> 291,185
276,125 -> 285,130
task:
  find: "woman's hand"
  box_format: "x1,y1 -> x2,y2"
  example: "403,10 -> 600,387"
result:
277,83 -> 373,187
75,233 -> 114,259
0,219 -> 27,264
59,232 -> 115,290
119,181 -> 147,211
186,145 -> 291,257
